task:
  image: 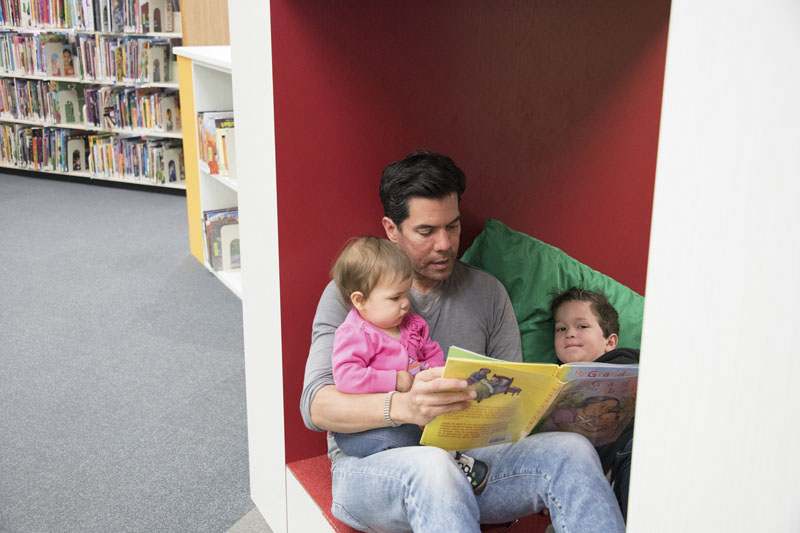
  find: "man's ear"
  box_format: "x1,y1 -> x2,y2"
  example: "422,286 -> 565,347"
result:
350,291 -> 365,309
604,333 -> 619,352
382,216 -> 400,244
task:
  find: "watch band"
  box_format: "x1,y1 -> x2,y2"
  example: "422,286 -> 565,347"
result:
384,390 -> 400,427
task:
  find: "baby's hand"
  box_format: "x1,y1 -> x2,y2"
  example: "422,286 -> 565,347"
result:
396,370 -> 414,392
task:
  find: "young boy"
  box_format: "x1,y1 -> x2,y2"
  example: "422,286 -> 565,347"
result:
551,287 -> 639,521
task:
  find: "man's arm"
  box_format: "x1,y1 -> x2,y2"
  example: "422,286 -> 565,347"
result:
300,281 -> 474,433
311,369 -> 475,432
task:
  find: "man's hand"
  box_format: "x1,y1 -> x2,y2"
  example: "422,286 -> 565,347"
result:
390,366 -> 476,426
396,370 -> 414,392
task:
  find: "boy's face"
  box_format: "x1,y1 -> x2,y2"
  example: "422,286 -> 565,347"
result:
554,301 -> 618,363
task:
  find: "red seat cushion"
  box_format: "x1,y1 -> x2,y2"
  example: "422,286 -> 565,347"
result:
287,454 -> 551,532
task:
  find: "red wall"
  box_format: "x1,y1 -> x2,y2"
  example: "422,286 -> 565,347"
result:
271,0 -> 671,462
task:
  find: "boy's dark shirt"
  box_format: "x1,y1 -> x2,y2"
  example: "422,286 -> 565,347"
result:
593,347 -> 640,472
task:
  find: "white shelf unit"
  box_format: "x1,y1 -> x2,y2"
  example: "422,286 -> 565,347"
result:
174,46 -> 241,297
0,19 -> 185,189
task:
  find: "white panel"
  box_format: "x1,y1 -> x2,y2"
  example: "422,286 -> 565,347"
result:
228,1 -> 287,532
286,468 -> 336,533
630,1 -> 800,531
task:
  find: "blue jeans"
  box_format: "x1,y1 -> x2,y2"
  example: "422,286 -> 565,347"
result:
333,424 -> 424,457
331,431 -> 625,533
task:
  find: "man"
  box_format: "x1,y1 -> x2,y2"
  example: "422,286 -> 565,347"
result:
300,152 -> 625,532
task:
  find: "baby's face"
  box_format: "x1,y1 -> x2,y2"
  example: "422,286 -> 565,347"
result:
554,301 -> 615,363
357,276 -> 412,330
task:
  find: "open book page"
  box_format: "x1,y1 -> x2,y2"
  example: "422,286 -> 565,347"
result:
420,348 -> 564,451
538,366 -> 638,446
420,346 -> 639,451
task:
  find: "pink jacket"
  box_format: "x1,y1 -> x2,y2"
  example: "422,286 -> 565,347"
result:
332,308 -> 445,394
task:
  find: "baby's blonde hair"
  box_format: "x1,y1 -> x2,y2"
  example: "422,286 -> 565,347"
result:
332,236 -> 412,305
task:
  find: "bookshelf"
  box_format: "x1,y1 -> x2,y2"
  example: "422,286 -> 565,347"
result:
0,0 -> 186,189
173,45 -> 240,296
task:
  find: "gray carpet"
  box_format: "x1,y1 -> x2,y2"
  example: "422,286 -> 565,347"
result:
0,172 -> 266,532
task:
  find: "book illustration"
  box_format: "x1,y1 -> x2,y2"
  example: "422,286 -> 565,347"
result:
203,207 -> 240,271
43,40 -> 66,77
197,111 -> 233,175
214,117 -> 234,177
220,223 -> 240,271
57,84 -> 83,124
112,0 -> 125,32
160,94 -> 177,131
147,44 -> 166,82
66,136 -> 87,171
419,347 -> 638,451
149,0 -> 166,32
163,146 -> 183,182
62,46 -> 76,77
468,369 -> 522,402
537,387 -> 635,447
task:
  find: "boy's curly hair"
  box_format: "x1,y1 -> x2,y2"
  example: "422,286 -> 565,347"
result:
551,287 -> 620,338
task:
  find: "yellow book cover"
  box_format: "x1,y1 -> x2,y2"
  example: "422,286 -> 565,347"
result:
419,346 -> 638,451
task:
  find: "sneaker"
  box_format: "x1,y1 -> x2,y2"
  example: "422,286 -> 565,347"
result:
454,452 -> 490,495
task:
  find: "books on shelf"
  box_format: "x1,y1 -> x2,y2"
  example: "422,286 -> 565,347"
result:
0,30 -> 178,84
202,206 -> 240,272
419,346 -> 638,451
0,122 -> 89,173
0,0 -> 183,188
0,76 -> 180,134
87,132 -> 182,183
0,0 -> 181,33
197,110 -> 235,178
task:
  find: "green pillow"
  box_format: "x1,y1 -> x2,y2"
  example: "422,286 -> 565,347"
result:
461,219 -> 644,364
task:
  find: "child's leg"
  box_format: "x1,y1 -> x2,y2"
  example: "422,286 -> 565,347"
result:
333,424 -> 423,458
610,438 -> 633,521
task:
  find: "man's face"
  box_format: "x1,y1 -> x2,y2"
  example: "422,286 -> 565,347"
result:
383,193 -> 460,292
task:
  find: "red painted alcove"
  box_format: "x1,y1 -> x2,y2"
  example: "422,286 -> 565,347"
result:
270,0 -> 671,463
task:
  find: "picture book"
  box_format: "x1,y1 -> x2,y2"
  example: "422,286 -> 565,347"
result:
62,46 -> 76,77
146,43 -> 166,82
66,135 -> 87,172
203,207 -> 240,271
42,36 -> 68,77
162,145 -> 183,182
56,83 -> 84,124
214,116 -> 235,177
160,94 -> 178,131
419,347 -> 638,451
196,111 -> 232,175
148,0 -> 166,32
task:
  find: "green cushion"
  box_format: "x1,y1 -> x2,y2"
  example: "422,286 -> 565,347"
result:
461,220 -> 644,364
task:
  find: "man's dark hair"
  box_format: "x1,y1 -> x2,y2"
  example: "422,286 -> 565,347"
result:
551,287 -> 620,338
379,151 -> 467,226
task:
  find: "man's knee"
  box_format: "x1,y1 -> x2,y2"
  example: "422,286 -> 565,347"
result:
529,432 -> 602,475
409,447 -> 468,489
